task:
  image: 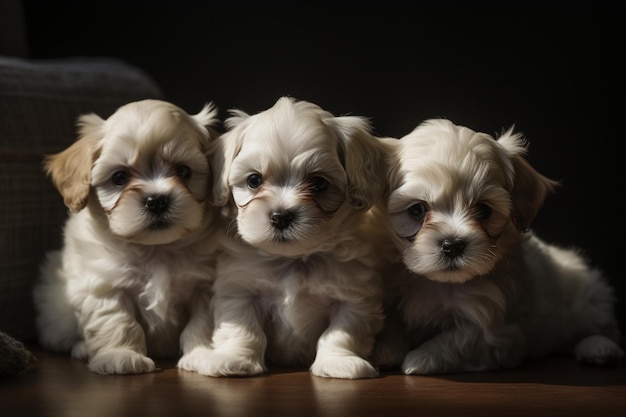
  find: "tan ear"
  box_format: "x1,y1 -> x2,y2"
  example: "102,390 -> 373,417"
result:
496,127 -> 559,231
326,115 -> 388,211
509,156 -> 559,231
208,109 -> 247,207
43,113 -> 104,213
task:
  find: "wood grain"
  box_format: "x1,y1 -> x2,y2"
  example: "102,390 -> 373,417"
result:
3,347 -> 625,417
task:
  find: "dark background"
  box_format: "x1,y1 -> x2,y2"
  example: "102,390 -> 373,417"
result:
13,1 -> 626,331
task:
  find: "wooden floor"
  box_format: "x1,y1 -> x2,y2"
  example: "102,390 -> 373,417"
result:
3,346 -> 625,417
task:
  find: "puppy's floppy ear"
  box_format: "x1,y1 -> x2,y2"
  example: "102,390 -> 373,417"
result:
191,102 -> 220,148
325,116 -> 387,211
377,137 -> 402,199
43,113 -> 105,213
497,127 -> 559,231
208,109 -> 248,206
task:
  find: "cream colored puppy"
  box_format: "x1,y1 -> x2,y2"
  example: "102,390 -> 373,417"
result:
380,118 -> 623,374
178,96 -> 391,379
33,99 -> 223,375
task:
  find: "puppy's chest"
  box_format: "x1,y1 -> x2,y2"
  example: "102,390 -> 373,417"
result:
127,255 -> 202,314
400,278 -> 509,330
264,258 -> 345,300
262,266 -> 334,343
244,259 -> 333,316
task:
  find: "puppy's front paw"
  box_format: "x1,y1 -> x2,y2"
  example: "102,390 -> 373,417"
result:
185,350 -> 266,377
311,355 -> 378,379
177,346 -> 214,373
574,335 -> 624,366
88,349 -> 156,375
402,347 -> 450,375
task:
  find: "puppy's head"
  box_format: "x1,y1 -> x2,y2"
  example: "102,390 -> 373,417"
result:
44,99 -> 220,245
210,96 -> 386,256
385,118 -> 558,283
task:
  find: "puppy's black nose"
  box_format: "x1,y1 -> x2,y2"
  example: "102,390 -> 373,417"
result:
145,195 -> 170,214
270,210 -> 295,230
441,238 -> 465,258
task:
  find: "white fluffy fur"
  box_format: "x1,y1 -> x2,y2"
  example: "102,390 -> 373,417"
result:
377,118 -> 623,374
33,99 -> 223,375
176,96 -> 393,379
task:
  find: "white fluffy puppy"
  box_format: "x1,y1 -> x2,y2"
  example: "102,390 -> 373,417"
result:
380,118 -> 623,374
178,96 -> 391,379
33,99 -> 223,375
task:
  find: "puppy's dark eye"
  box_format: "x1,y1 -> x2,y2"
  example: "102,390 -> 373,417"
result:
247,173 -> 263,189
308,176 -> 329,193
175,165 -> 191,180
112,170 -> 130,186
408,202 -> 428,219
475,203 -> 492,219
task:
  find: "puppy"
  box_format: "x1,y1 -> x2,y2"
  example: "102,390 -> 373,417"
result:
33,99 -> 223,374
379,118 -> 623,374
177,96 -> 391,379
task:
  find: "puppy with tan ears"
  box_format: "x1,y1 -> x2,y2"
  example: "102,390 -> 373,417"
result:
379,118 -> 623,375
33,99 -> 223,375
177,96 -> 392,379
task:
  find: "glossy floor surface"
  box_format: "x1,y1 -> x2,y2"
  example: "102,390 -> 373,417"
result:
3,346 -> 625,417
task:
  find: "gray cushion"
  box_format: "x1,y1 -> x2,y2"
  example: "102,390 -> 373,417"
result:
0,56 -> 163,342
